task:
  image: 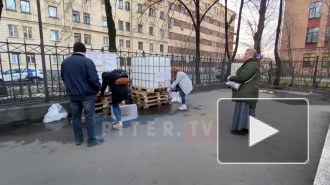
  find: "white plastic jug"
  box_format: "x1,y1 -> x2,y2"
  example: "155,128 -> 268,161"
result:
111,104 -> 138,122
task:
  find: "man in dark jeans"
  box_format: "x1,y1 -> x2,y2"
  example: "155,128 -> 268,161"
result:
61,42 -> 104,147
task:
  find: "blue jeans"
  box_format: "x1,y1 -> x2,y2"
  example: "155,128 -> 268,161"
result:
71,100 -> 96,143
180,90 -> 186,105
112,103 -> 121,122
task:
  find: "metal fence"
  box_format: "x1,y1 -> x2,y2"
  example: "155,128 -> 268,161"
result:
0,41 -> 223,106
1,41 -> 329,106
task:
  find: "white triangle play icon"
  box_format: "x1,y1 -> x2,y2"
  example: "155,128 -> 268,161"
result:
249,116 -> 279,147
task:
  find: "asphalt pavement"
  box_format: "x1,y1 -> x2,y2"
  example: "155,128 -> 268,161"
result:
0,89 -> 329,185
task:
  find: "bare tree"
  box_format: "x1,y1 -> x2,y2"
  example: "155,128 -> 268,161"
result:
105,0 -> 116,51
143,0 -> 224,84
273,0 -> 283,86
0,0 -> 3,21
282,10 -> 298,86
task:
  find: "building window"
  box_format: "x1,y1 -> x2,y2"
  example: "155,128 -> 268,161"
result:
149,27 -> 154,35
303,53 -> 316,67
138,42 -> 143,50
50,30 -> 59,41
169,18 -> 174,27
180,5 -> 187,14
160,29 -> 165,38
169,4 -> 174,11
126,40 -> 131,48
53,55 -> 62,64
169,32 -> 173,39
104,37 -> 109,46
309,2 -> 322,18
20,0 -> 30,13
73,11 -> 80,22
102,18 -> 107,27
84,34 -> 91,45
125,1 -> 130,11
160,11 -> 165,20
149,8 -> 154,17
74,33 -> 81,43
150,43 -> 154,52
126,22 -> 130,31
23,26 -> 32,38
138,24 -> 143,33
181,21 -> 186,29
138,4 -> 142,14
83,13 -> 90,24
326,26 -> 330,42
160,44 -> 164,52
49,6 -> 57,18
11,53 -> 22,64
306,27 -> 319,43
8,25 -> 18,37
101,0 -> 105,5
212,41 -> 216,47
119,39 -> 124,48
168,46 -> 173,53
118,0 -> 123,9
191,37 -> 195,43
6,0 -> 16,10
118,21 -> 124,30
322,54 -> 330,68
26,54 -> 35,64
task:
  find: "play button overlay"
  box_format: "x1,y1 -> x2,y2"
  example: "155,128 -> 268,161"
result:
217,98 -> 309,164
249,116 -> 279,147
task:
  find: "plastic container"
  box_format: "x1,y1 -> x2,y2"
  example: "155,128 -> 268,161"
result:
111,104 -> 138,122
131,57 -> 171,89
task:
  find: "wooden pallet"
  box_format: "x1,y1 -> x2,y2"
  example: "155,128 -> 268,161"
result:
82,94 -> 112,123
131,88 -> 172,109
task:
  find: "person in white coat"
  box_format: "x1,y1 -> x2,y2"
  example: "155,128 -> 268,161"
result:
168,68 -> 193,110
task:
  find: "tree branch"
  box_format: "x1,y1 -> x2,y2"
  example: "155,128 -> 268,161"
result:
200,0 -> 218,22
176,0 -> 196,28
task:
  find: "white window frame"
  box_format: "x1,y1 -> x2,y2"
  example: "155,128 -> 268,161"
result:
23,26 -> 32,39
6,0 -> 16,10
49,6 -> 57,18
11,53 -> 22,64
104,37 -> 109,46
126,40 -> 131,48
50,30 -> 59,41
102,18 -> 107,27
20,0 -> 30,13
8,25 -> 18,37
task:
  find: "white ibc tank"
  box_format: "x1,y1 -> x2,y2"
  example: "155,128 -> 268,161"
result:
131,57 -> 172,89
111,104 -> 138,122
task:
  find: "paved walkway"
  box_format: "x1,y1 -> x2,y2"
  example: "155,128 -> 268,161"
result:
0,89 -> 329,185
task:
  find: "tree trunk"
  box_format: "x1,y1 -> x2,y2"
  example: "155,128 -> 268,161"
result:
195,0 -> 201,84
273,0 -> 283,86
231,0 -> 244,62
224,0 -> 231,79
0,0 -> 3,21
254,0 -> 267,54
105,0 -> 116,52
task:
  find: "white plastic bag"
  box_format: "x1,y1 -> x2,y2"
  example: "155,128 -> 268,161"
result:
43,103 -> 68,123
171,92 -> 181,103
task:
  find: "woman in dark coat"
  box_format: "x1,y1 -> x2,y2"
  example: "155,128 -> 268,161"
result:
101,70 -> 129,129
227,48 -> 259,135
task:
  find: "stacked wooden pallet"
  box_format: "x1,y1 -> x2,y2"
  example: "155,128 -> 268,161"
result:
82,94 -> 112,123
131,87 -> 172,109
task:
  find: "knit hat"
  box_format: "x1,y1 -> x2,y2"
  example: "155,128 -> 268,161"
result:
73,42 -> 87,53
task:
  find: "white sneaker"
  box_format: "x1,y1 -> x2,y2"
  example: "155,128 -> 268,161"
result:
178,105 -> 187,110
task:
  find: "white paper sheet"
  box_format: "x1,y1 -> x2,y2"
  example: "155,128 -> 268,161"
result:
105,53 -> 117,71
86,52 -> 103,66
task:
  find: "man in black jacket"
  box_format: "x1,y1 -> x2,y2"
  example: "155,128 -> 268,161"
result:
61,42 -> 104,147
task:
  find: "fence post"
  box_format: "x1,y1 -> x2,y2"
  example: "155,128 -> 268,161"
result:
37,0 -> 50,103
268,61 -> 273,84
313,56 -> 319,88
220,58 -> 226,82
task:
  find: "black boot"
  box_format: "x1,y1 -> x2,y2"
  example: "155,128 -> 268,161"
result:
231,130 -> 246,136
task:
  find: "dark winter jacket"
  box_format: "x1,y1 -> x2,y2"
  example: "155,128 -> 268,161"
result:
101,71 -> 128,104
61,53 -> 101,100
229,57 -> 259,108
